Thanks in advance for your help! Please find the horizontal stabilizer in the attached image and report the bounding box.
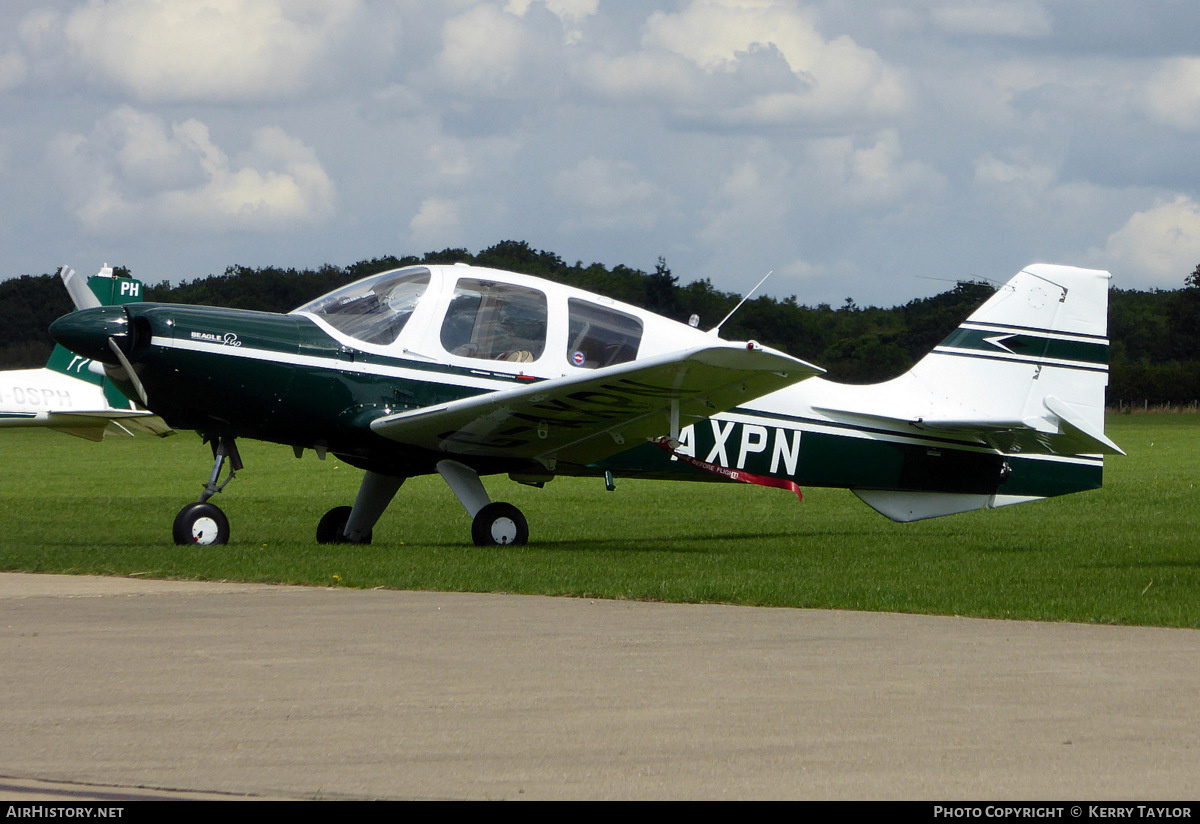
[816,403,1123,457]
[1042,396,1124,455]
[903,396,1123,456]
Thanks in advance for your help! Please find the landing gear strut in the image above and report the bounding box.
[316,462,528,546]
[172,502,229,546]
[173,436,241,546]
[438,460,529,546]
[317,471,405,544]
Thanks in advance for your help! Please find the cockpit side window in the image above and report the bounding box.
[439,278,548,362]
[566,299,642,368]
[295,268,431,346]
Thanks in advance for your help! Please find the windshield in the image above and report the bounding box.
[295,268,430,346]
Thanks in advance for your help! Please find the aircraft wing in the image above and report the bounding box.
[371,342,822,467]
[43,409,172,441]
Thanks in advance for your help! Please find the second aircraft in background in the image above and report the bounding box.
[0,266,169,441]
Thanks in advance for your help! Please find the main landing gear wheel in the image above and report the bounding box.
[471,502,528,547]
[173,502,230,546]
[317,506,372,544]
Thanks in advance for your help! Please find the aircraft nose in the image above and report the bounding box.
[49,306,130,364]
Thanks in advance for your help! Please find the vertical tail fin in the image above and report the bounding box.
[809,264,1120,521]
[906,263,1120,455]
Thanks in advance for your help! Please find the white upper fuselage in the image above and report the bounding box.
[286,261,830,422]
[291,263,725,385]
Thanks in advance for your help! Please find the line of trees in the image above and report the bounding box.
[2,240,1197,404]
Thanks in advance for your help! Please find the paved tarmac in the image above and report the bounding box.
[0,572,1196,801]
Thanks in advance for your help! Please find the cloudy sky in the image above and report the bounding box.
[3,0,1200,307]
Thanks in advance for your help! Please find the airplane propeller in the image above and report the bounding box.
[48,305,150,407]
[56,265,150,406]
[58,266,102,311]
[105,336,150,406]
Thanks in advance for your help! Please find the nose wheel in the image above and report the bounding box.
[173,502,230,546]
[173,436,240,546]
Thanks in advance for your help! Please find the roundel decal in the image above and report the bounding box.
[572,351,586,366]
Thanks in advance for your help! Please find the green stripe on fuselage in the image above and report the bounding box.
[939,327,1108,365]
[132,303,542,386]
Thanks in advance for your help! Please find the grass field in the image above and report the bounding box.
[0,413,1196,627]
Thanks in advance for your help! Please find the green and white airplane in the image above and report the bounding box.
[49,261,1121,547]
[0,266,168,441]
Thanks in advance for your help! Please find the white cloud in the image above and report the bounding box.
[409,197,463,246]
[16,8,62,51]
[506,0,598,22]
[818,130,947,209]
[930,1,1052,38]
[973,151,1059,213]
[576,0,906,128]
[1092,196,1200,289]
[49,107,335,235]
[56,0,369,102]
[699,148,794,246]
[4,1,1200,308]
[1146,58,1200,131]
[416,133,524,193]
[0,51,26,91]
[551,157,664,231]
[577,49,703,103]
[436,4,550,98]
[439,5,523,90]
[699,131,943,248]
[644,0,826,73]
[506,0,597,41]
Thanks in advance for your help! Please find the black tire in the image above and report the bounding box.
[471,502,528,547]
[316,506,371,544]
[173,502,230,546]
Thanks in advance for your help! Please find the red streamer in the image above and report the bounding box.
[654,436,803,502]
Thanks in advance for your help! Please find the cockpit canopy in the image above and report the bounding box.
[295,265,647,369]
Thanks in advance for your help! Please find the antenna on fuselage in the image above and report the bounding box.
[708,270,773,337]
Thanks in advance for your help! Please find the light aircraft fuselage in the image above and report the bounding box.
[49,262,1119,545]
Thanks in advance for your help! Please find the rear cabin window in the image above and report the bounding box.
[566,299,643,368]
[439,279,548,362]
[295,268,430,346]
